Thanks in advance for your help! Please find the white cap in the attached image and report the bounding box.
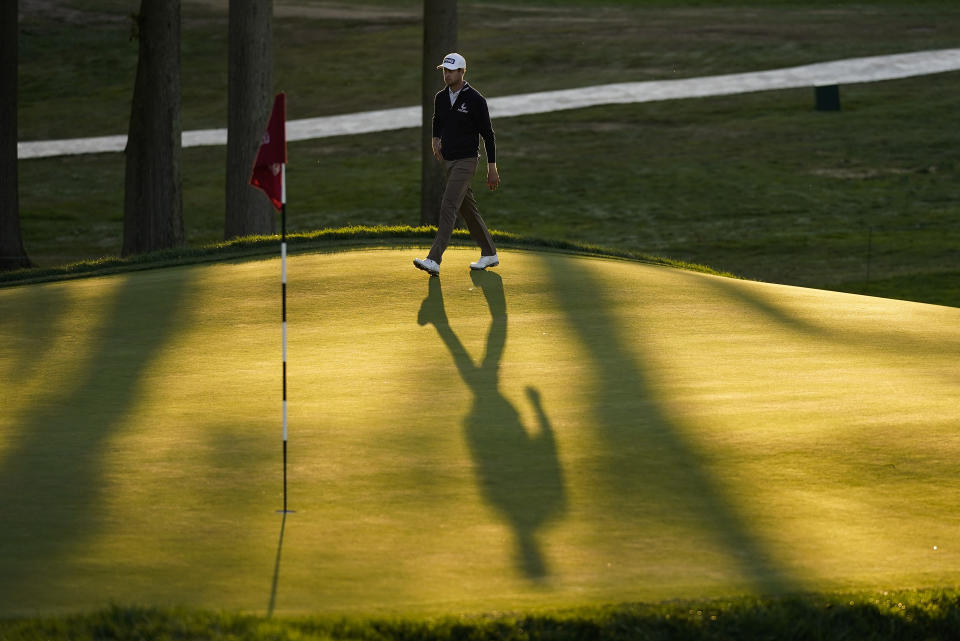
[437,52,466,70]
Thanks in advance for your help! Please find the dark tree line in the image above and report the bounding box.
[0,0,273,269]
[1,0,30,270]
[123,0,185,257]
[0,0,455,271]
[226,0,275,240]
[420,0,457,226]
[124,0,274,257]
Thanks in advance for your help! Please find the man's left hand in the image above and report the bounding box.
[487,164,500,191]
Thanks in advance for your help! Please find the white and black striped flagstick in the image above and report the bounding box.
[279,163,294,514]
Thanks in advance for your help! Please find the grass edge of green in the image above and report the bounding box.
[0,225,736,288]
[2,587,960,640]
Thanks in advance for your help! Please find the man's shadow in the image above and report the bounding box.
[418,272,566,580]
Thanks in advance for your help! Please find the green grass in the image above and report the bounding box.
[0,225,729,287]
[5,590,960,640]
[2,248,959,620]
[15,1,960,307]
[8,4,960,634]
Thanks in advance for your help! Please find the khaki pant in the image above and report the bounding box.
[427,157,497,264]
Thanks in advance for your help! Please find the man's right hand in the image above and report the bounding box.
[432,137,443,162]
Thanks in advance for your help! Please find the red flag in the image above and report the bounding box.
[250,92,287,211]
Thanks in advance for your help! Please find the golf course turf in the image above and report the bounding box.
[1,246,958,620]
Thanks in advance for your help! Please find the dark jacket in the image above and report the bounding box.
[432,83,496,163]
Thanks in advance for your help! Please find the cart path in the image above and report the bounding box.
[17,48,960,160]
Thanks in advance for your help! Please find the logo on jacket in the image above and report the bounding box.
[457,104,469,114]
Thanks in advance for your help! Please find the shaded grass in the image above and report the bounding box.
[15,1,960,307]
[18,1,960,138]
[838,271,960,309]
[13,0,960,305]
[19,74,960,305]
[4,589,960,641]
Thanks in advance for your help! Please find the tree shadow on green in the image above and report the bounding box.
[0,269,193,610]
[418,272,566,580]
[0,284,69,384]
[541,255,795,595]
[699,273,960,386]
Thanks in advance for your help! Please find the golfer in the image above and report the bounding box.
[414,52,501,277]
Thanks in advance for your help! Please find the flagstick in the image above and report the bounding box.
[250,92,291,515]
[279,163,294,514]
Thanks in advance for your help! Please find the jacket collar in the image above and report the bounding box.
[448,82,471,106]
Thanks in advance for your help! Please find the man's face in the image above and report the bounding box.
[442,67,465,88]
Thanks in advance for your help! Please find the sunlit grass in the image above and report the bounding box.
[2,248,959,618]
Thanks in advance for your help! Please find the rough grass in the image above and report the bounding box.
[4,589,960,641]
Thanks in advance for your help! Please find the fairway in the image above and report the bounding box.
[1,247,959,617]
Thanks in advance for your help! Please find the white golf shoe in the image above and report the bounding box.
[470,253,500,270]
[413,257,440,276]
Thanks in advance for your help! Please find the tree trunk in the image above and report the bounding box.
[225,0,274,240]
[123,0,184,257]
[0,0,31,270]
[420,0,457,226]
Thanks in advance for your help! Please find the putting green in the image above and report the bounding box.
[1,247,958,617]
